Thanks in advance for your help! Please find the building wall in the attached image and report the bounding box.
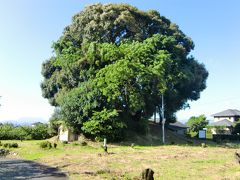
[214,117,234,122]
[58,125,78,142]
[176,129,187,135]
[68,131,77,142]
[59,126,69,141]
[211,127,231,135]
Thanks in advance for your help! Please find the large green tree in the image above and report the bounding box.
[186,115,208,134]
[41,3,208,140]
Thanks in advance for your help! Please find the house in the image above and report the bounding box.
[209,119,234,135]
[212,109,240,123]
[209,109,240,135]
[58,125,78,142]
[167,121,189,135]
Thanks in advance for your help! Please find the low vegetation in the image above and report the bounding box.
[2,126,240,180]
[0,123,52,140]
[2,139,240,180]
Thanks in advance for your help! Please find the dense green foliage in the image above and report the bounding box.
[2,142,18,148]
[0,123,51,140]
[39,141,52,149]
[232,119,240,135]
[186,115,208,133]
[82,109,126,141]
[41,3,208,140]
[48,108,64,136]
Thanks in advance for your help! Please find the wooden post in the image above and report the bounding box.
[141,168,154,180]
[235,152,240,164]
[103,138,107,153]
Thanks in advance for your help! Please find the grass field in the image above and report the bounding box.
[1,138,240,180]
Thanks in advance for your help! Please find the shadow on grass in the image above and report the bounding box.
[0,159,68,180]
[114,123,240,149]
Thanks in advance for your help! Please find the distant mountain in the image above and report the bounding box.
[0,117,48,126]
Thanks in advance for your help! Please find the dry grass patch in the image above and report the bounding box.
[37,145,240,180]
[3,140,240,179]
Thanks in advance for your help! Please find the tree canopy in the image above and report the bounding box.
[41,3,208,140]
[186,115,208,133]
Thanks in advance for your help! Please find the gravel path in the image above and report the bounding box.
[0,158,68,180]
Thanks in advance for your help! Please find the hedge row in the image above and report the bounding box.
[213,134,240,141]
[0,124,52,140]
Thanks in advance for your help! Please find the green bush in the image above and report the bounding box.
[11,143,18,148]
[3,143,10,148]
[0,123,52,140]
[2,143,18,148]
[39,141,52,149]
[72,142,80,146]
[47,142,52,149]
[62,141,68,144]
[0,149,9,156]
[213,134,240,142]
[80,141,87,146]
[186,115,208,134]
[232,120,240,135]
[82,109,126,141]
[31,124,51,140]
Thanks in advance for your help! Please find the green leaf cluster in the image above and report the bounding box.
[186,115,208,133]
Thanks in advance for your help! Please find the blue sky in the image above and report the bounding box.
[0,0,240,123]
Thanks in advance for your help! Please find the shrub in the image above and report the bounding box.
[232,120,240,135]
[72,142,79,146]
[201,143,207,148]
[0,141,2,146]
[2,142,18,148]
[62,141,68,144]
[3,143,10,148]
[82,109,126,141]
[213,134,240,142]
[0,149,9,156]
[80,141,87,146]
[8,143,18,148]
[39,141,52,149]
[47,142,52,149]
[186,115,208,134]
[0,123,52,140]
[31,124,51,140]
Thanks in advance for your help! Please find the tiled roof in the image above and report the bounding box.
[209,119,234,127]
[212,109,240,117]
[167,121,189,131]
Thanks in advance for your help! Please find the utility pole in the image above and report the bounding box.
[162,94,166,144]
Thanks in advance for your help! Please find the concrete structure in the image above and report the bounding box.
[58,125,78,142]
[212,109,240,123]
